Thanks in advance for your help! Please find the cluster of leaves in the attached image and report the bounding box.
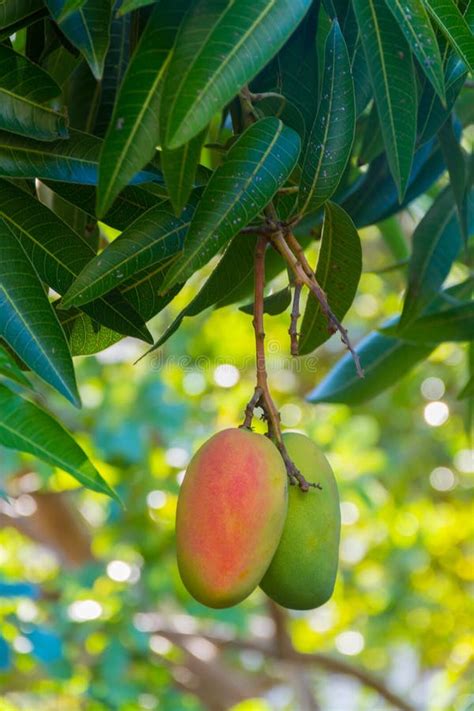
[0,0,472,497]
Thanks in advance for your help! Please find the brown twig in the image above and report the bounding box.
[289,282,302,357]
[272,232,364,379]
[240,386,263,430]
[241,235,318,492]
[277,185,299,194]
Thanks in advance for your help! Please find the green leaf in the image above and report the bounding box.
[0,128,162,185]
[144,231,296,354]
[250,4,319,141]
[0,0,43,34]
[298,21,355,216]
[0,384,118,500]
[458,375,474,401]
[117,0,157,15]
[438,117,468,242]
[308,278,473,404]
[43,181,167,230]
[239,287,292,316]
[341,138,445,229]
[0,45,68,142]
[162,128,207,217]
[351,40,373,116]
[161,0,312,149]
[36,179,94,245]
[61,202,195,308]
[399,186,464,328]
[0,180,153,342]
[383,301,474,343]
[307,326,431,404]
[254,96,306,147]
[62,59,101,133]
[458,342,474,400]
[384,0,446,102]
[358,102,384,165]
[299,202,362,355]
[59,309,122,356]
[417,3,473,143]
[0,218,79,406]
[45,0,112,80]
[353,0,417,199]
[120,266,182,323]
[418,53,468,145]
[377,216,409,261]
[93,10,131,138]
[42,45,80,90]
[424,0,474,72]
[161,118,301,292]
[56,0,86,22]
[0,343,30,387]
[97,1,188,218]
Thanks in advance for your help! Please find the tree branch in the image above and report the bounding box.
[149,628,417,711]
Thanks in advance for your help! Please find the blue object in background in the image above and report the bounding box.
[26,628,62,664]
[0,581,40,598]
[0,635,11,670]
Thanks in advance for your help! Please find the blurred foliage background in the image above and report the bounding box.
[0,216,473,711]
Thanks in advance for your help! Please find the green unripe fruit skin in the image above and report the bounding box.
[260,432,340,610]
[176,428,288,609]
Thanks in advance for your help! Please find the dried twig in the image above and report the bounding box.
[272,232,364,378]
[289,282,302,357]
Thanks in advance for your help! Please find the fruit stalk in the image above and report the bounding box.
[243,234,314,492]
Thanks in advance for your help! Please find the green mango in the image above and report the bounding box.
[260,432,340,610]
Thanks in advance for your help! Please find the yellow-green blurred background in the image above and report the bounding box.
[0,220,472,711]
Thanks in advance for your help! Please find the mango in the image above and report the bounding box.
[260,432,340,610]
[176,428,287,608]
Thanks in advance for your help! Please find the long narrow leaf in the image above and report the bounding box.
[298,20,355,215]
[424,0,474,72]
[161,118,301,292]
[45,0,112,80]
[384,301,474,343]
[61,202,195,308]
[45,181,168,230]
[384,0,446,102]
[299,202,362,355]
[0,218,79,406]
[0,128,161,185]
[0,344,30,387]
[399,186,465,327]
[353,0,417,199]
[0,45,68,141]
[161,0,312,149]
[0,384,117,500]
[308,279,473,404]
[0,0,44,34]
[0,180,153,342]
[97,1,188,217]
[438,117,468,242]
[161,128,207,216]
